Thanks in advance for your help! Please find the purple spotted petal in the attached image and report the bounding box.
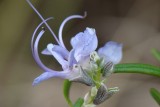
[98,41,122,64]
[71,27,98,62]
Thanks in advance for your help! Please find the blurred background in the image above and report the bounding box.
[0,0,160,107]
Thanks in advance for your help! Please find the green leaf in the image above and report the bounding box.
[63,79,73,107]
[73,98,84,107]
[151,49,160,62]
[114,63,160,77]
[150,88,160,105]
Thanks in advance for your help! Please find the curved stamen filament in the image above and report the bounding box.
[58,12,87,49]
[31,18,53,72]
[33,29,73,81]
[31,17,53,54]
[33,29,54,72]
[26,0,61,46]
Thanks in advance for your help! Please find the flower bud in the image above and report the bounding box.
[102,61,114,77]
[93,84,119,105]
[90,51,100,62]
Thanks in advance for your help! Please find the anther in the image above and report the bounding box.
[41,27,46,31]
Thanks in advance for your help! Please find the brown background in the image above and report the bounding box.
[0,0,160,107]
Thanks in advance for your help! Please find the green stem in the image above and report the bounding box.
[114,63,160,77]
[63,80,73,107]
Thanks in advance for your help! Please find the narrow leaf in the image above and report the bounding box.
[63,79,73,107]
[150,88,160,105]
[114,63,160,77]
[151,49,160,62]
[73,98,84,107]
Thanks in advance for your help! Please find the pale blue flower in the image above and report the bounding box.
[27,0,122,86]
[71,27,98,62]
[98,41,122,64]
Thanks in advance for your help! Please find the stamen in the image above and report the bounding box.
[31,17,53,55]
[58,12,87,49]
[41,27,46,31]
[26,0,61,45]
[32,29,53,72]
[33,29,73,81]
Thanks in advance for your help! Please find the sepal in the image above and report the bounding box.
[70,65,94,86]
[93,84,119,105]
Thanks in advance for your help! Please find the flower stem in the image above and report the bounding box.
[114,63,160,77]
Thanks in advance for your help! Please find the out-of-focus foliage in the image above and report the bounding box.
[152,49,160,62]
[150,88,160,105]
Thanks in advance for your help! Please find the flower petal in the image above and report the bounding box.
[33,71,57,86]
[41,44,69,60]
[33,70,71,86]
[70,27,98,62]
[41,48,52,55]
[47,43,68,70]
[33,69,82,86]
[98,41,122,64]
[68,49,77,67]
